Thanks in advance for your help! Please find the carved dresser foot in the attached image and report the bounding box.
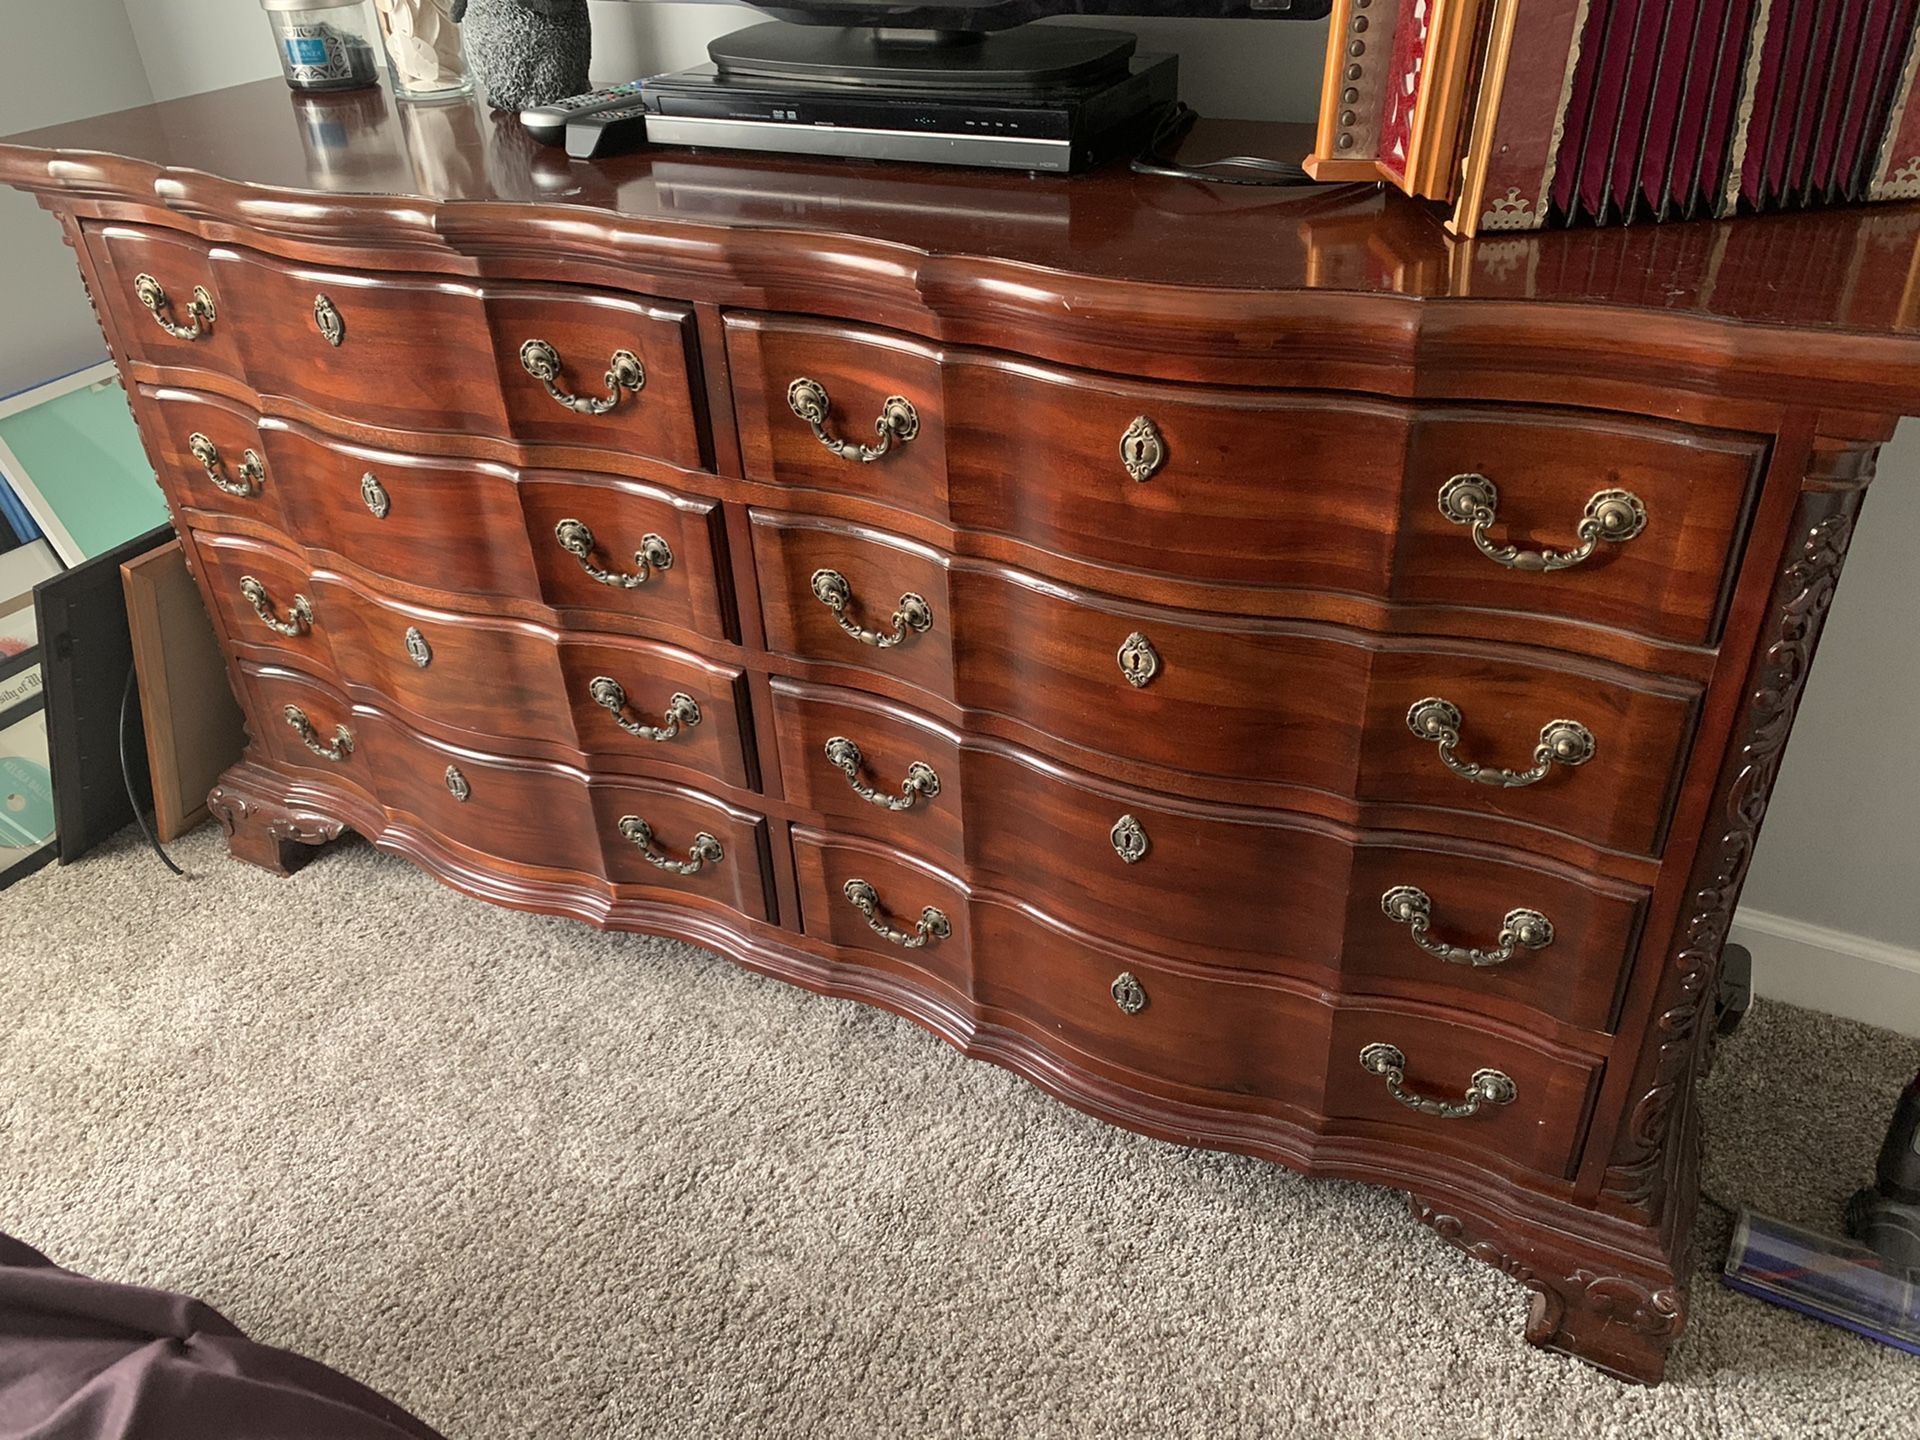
[206,762,347,876]
[1409,1194,1687,1384]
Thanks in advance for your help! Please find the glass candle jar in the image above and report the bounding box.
[371,0,475,101]
[261,0,381,93]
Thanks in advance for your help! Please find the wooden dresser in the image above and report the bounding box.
[8,82,1919,1384]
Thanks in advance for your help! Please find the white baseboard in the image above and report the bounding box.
[1729,908,1920,1038]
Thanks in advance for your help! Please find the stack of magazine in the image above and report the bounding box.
[1,361,170,887]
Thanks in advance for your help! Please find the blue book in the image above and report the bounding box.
[0,466,39,545]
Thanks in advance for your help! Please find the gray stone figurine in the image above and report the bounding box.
[455,0,593,109]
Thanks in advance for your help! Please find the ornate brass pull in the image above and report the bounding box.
[134,273,214,340]
[1359,1043,1516,1119]
[589,677,701,742]
[1406,698,1593,789]
[617,816,723,875]
[1380,886,1553,968]
[787,378,919,463]
[239,576,313,637]
[553,519,673,589]
[809,569,932,648]
[521,339,645,415]
[187,433,263,497]
[823,737,939,811]
[282,704,352,762]
[842,878,951,948]
[1439,475,1647,573]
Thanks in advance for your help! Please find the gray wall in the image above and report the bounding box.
[5,1,1916,988]
[1739,432,1920,943]
[0,0,153,397]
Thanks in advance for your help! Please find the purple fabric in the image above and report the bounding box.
[0,1233,445,1440]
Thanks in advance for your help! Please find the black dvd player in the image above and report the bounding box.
[637,55,1177,172]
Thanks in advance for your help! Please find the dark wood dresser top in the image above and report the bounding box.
[8,78,1920,345]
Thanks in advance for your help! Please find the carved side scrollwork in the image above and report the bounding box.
[1603,452,1869,1215]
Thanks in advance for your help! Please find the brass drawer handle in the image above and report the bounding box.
[134,273,214,340]
[1439,475,1647,573]
[617,816,723,875]
[554,519,672,589]
[1358,1043,1516,1119]
[187,433,263,497]
[787,378,918,463]
[590,677,701,742]
[810,569,932,648]
[823,737,939,810]
[282,704,352,762]
[1406,698,1593,789]
[239,576,313,637]
[1380,886,1553,967]
[842,878,950,949]
[521,339,645,415]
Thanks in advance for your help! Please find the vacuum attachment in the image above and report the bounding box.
[1723,1068,1920,1354]
[1723,1210,1920,1356]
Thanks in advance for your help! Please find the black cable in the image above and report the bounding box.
[120,661,184,877]
[1130,102,1314,186]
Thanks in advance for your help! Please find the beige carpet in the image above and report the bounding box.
[3,823,1916,1439]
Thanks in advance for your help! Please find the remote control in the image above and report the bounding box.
[565,103,652,161]
[521,82,646,146]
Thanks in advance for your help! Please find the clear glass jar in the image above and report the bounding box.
[261,0,381,93]
[371,0,475,102]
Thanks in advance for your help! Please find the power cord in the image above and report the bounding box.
[120,661,183,877]
[1130,102,1313,186]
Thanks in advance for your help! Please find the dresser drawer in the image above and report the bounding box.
[727,314,1765,645]
[135,386,288,534]
[484,287,708,468]
[86,224,244,378]
[262,421,540,603]
[588,775,772,919]
[89,225,708,464]
[770,679,1644,1032]
[970,908,1601,1179]
[220,252,503,435]
[519,474,733,642]
[791,828,974,999]
[792,828,1602,1178]
[185,404,731,635]
[752,512,1699,856]
[228,257,707,461]
[239,661,770,916]
[310,579,755,789]
[190,530,333,670]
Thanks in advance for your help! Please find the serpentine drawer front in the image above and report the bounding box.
[751,511,1700,857]
[768,678,1646,1034]
[793,829,1604,1180]
[88,224,708,463]
[16,88,1912,1382]
[727,313,1766,646]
